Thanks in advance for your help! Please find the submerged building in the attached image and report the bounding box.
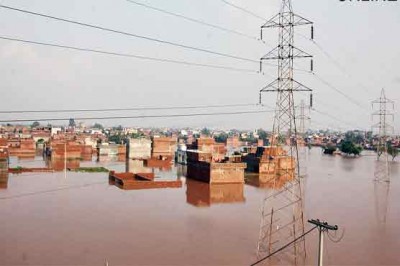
[186,150,246,184]
[242,146,295,183]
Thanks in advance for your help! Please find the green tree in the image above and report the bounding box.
[31,121,40,128]
[130,132,145,139]
[108,134,124,144]
[93,123,104,130]
[340,140,362,156]
[257,129,268,140]
[387,144,399,161]
[69,118,76,127]
[201,127,211,136]
[214,133,228,143]
[323,144,337,155]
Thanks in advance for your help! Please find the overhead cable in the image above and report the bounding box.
[0,4,259,64]
[0,110,275,123]
[0,103,257,114]
[0,36,257,73]
[125,0,258,41]
[218,0,266,21]
[313,73,369,111]
[250,226,318,266]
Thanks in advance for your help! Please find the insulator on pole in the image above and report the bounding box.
[311,26,314,40]
[261,28,263,41]
[310,93,313,108]
[260,61,263,73]
[310,59,314,72]
[259,92,262,105]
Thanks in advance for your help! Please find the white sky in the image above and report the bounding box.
[0,0,399,132]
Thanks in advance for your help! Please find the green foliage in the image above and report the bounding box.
[201,127,211,136]
[387,144,399,161]
[323,145,337,155]
[69,118,76,127]
[130,132,145,139]
[344,131,364,144]
[31,121,40,128]
[10,166,24,171]
[114,125,123,131]
[108,134,124,144]
[257,129,268,140]
[73,167,109,173]
[214,133,228,143]
[340,140,362,156]
[93,123,104,130]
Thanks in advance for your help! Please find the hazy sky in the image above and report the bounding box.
[0,0,399,131]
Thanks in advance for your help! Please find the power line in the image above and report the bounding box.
[311,40,374,95]
[293,66,369,112]
[313,73,369,111]
[218,0,266,21]
[0,181,108,200]
[250,226,318,266]
[0,36,257,73]
[296,32,375,96]
[0,110,275,123]
[0,102,257,114]
[312,108,364,130]
[124,0,258,41]
[0,4,259,64]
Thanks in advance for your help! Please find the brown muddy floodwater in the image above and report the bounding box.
[0,149,399,265]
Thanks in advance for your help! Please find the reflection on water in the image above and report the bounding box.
[47,158,81,171]
[339,156,356,172]
[245,173,294,190]
[0,160,8,189]
[125,159,152,174]
[186,179,245,207]
[374,181,390,225]
[0,149,399,265]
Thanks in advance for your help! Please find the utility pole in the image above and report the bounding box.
[372,89,394,182]
[64,141,67,179]
[308,219,338,266]
[257,0,314,264]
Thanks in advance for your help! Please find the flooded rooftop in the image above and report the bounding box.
[0,148,399,265]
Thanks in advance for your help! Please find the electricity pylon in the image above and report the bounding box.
[297,99,310,178]
[257,0,313,264]
[371,89,394,227]
[298,100,310,137]
[372,89,394,182]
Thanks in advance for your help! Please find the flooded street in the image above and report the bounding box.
[0,148,399,265]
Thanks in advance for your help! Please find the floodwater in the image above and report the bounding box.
[0,148,399,265]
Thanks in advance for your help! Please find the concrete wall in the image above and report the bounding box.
[209,163,246,184]
[187,161,246,184]
[152,137,177,158]
[98,144,125,156]
[128,138,152,159]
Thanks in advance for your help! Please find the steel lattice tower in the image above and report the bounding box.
[298,100,310,136]
[297,99,310,179]
[257,0,313,264]
[372,89,394,182]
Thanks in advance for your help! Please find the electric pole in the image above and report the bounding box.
[256,0,314,264]
[308,219,338,266]
[372,89,394,182]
